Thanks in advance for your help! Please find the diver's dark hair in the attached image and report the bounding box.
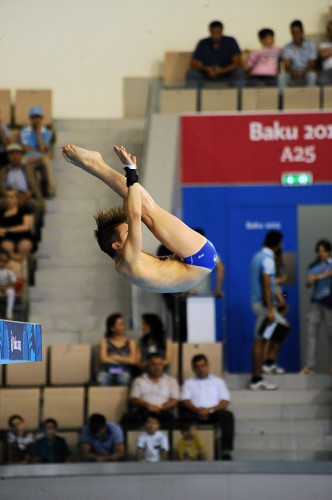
[94,206,127,258]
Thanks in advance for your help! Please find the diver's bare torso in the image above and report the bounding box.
[115,251,211,293]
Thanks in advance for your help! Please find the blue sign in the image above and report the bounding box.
[0,320,42,364]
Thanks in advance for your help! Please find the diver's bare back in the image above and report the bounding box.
[115,251,210,294]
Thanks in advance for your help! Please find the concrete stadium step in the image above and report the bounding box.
[34,267,117,286]
[37,244,99,259]
[28,313,109,334]
[54,117,145,133]
[44,199,98,214]
[38,227,94,243]
[31,299,119,316]
[50,188,113,202]
[36,256,110,268]
[29,285,115,302]
[231,389,332,406]
[41,329,138,346]
[224,373,332,391]
[235,419,331,435]
[234,433,328,451]
[48,185,114,202]
[233,449,332,461]
[232,403,332,420]
[42,212,96,228]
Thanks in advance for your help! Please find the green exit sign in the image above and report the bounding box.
[281,172,313,186]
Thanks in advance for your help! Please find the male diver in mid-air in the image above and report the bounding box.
[62,143,217,293]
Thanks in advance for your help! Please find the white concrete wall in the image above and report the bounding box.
[1,0,329,119]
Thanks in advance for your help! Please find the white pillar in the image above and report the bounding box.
[186,295,216,343]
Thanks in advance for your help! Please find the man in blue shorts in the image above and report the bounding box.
[62,144,217,294]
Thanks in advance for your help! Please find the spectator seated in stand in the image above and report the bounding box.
[20,106,56,199]
[96,313,138,386]
[35,418,73,464]
[186,20,244,88]
[6,414,35,464]
[138,313,172,371]
[242,28,281,87]
[0,143,45,236]
[121,352,179,430]
[0,109,10,167]
[80,413,125,462]
[279,19,317,87]
[0,188,36,277]
[180,354,235,461]
[175,420,206,461]
[319,18,332,85]
[300,239,332,374]
[135,412,169,462]
[0,250,16,320]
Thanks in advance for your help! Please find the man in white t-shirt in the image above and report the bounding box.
[180,354,234,460]
[136,412,169,462]
[319,19,332,85]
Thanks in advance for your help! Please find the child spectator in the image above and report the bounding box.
[0,250,16,320]
[136,412,169,462]
[243,28,281,86]
[175,421,206,461]
[35,419,73,463]
[7,414,35,464]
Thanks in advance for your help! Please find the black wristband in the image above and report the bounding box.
[124,167,138,187]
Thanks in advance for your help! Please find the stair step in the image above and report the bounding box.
[43,212,96,228]
[31,299,123,316]
[36,256,112,268]
[235,419,331,435]
[28,313,110,334]
[38,227,95,243]
[44,199,98,214]
[55,117,144,133]
[234,433,327,451]
[224,373,332,391]
[231,390,332,405]
[37,244,100,259]
[232,403,332,420]
[232,449,332,461]
[34,267,120,286]
[29,286,115,301]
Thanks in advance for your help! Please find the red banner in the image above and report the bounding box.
[180,112,332,184]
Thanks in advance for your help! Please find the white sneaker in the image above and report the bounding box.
[249,379,278,390]
[262,363,285,375]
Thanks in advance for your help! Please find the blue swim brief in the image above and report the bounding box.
[183,239,217,271]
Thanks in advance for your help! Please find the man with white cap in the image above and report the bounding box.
[20,106,56,199]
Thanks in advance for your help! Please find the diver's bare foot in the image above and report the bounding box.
[113,145,136,167]
[62,144,103,173]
